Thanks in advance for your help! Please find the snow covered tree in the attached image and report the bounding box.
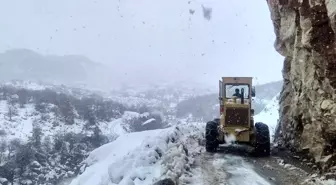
[0,87,8,100]
[8,94,19,105]
[6,103,18,121]
[35,101,48,113]
[42,136,52,153]
[8,139,21,158]
[30,123,43,149]
[83,106,107,148]
[17,89,29,108]
[59,98,76,125]
[15,143,35,176]
[0,140,7,164]
[0,161,15,184]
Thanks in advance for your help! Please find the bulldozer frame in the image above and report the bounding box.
[205,77,270,156]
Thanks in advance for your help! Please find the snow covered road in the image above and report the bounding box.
[190,152,272,185]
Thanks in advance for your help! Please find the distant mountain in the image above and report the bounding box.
[0,49,115,90]
[254,80,283,100]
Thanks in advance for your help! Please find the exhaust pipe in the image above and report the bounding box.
[241,88,244,104]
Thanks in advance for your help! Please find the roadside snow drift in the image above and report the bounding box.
[69,123,204,185]
[254,94,279,142]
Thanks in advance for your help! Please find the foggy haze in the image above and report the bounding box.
[0,0,283,86]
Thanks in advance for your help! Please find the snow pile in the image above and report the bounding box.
[69,122,204,185]
[254,93,279,142]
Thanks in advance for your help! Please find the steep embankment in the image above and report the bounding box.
[267,0,336,171]
[69,123,205,185]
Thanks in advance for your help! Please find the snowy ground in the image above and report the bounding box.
[191,153,271,185]
[254,94,279,142]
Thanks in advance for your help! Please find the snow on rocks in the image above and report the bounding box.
[69,122,205,185]
[302,174,336,185]
[0,177,9,185]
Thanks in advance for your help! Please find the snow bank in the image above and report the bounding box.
[69,122,204,185]
[254,94,279,142]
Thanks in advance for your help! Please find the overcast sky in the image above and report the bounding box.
[0,0,283,86]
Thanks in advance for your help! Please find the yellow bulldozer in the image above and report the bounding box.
[205,77,270,156]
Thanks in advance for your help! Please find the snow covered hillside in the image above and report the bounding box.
[0,83,171,185]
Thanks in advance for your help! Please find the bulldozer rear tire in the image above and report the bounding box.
[205,120,219,152]
[254,122,270,157]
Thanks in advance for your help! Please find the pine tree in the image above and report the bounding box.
[83,106,106,148]
[31,122,43,149]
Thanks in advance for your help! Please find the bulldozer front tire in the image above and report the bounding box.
[205,120,219,152]
[254,122,271,157]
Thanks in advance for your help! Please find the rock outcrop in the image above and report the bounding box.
[266,0,336,170]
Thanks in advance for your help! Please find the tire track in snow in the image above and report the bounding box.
[191,152,272,185]
[220,154,272,185]
[192,152,229,185]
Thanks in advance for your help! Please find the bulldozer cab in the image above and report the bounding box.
[219,77,255,103]
[218,77,256,142]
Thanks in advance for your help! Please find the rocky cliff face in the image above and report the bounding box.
[267,0,336,170]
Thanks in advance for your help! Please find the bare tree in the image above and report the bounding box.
[0,140,7,164]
